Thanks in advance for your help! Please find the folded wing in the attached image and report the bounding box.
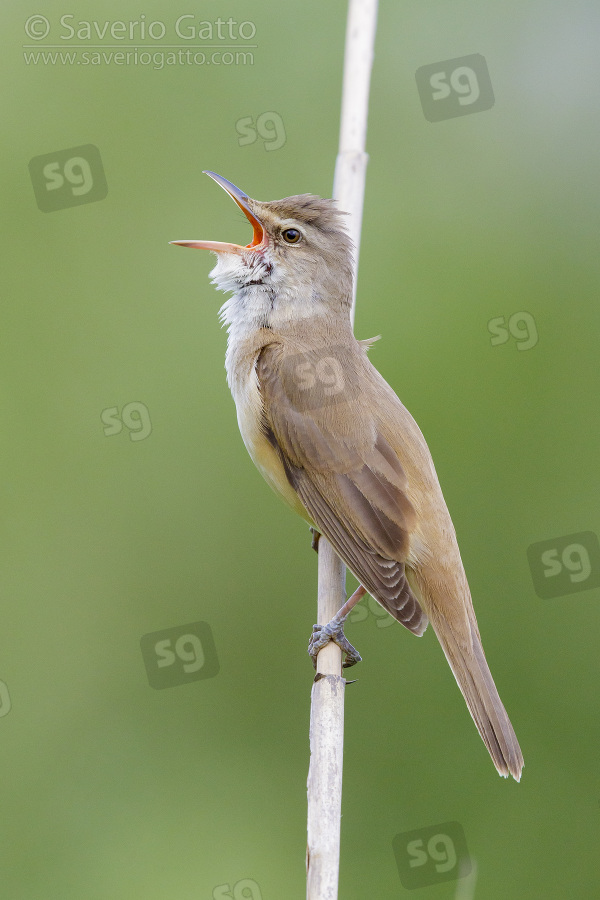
[257,342,428,635]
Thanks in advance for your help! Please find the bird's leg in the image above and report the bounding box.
[308,585,367,668]
[309,527,321,553]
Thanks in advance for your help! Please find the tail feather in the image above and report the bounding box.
[430,612,524,781]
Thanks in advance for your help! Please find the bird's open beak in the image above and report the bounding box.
[170,171,264,254]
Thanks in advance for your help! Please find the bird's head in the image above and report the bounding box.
[171,171,355,331]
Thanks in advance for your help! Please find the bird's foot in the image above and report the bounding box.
[308,614,362,669]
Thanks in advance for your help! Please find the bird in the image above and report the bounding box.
[171,171,524,781]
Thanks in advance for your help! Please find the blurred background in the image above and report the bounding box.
[2,0,600,897]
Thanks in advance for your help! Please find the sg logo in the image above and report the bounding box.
[349,594,394,628]
[488,311,538,350]
[101,401,152,442]
[415,54,494,122]
[213,879,262,899]
[140,621,219,689]
[393,821,471,889]
[527,531,600,599]
[236,111,286,151]
[29,144,108,212]
[283,348,346,412]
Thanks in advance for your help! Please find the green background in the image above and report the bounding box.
[2,1,600,897]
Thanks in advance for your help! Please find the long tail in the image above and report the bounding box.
[430,609,524,781]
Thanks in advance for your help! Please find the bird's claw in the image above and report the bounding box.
[308,620,362,669]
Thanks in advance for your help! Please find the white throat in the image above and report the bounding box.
[209,250,331,343]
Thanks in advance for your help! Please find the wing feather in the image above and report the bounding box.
[257,342,428,635]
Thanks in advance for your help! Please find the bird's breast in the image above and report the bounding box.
[228,349,313,525]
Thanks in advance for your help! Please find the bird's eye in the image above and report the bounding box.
[281,228,302,244]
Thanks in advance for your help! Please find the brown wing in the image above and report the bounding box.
[257,342,428,635]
